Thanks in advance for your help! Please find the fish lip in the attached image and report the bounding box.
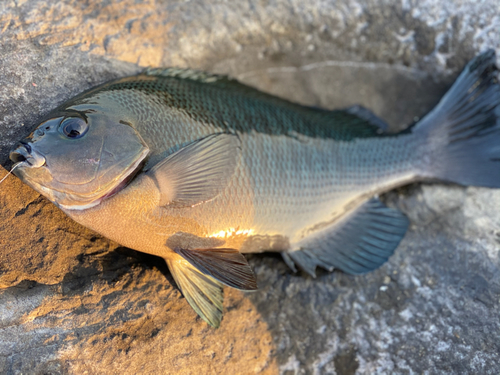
[9,143,46,168]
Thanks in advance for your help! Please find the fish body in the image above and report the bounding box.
[10,51,500,326]
[64,73,418,254]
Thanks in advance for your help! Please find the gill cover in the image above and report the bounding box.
[12,110,149,209]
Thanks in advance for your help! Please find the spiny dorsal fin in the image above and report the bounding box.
[283,197,409,277]
[145,67,231,83]
[147,133,241,207]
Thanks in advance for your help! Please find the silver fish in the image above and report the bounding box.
[10,51,500,326]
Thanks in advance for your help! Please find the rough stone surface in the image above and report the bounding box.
[0,1,499,374]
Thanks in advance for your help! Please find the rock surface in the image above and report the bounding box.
[0,0,499,374]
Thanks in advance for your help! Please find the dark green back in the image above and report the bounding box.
[58,68,386,142]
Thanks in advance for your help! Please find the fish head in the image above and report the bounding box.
[10,107,149,210]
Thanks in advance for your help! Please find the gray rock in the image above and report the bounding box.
[0,0,499,373]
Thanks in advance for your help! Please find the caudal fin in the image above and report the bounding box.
[415,49,500,187]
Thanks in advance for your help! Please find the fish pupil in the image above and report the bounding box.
[60,117,88,139]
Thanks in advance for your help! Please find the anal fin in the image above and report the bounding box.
[166,248,257,327]
[285,198,409,277]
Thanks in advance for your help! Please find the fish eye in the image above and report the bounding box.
[60,117,88,139]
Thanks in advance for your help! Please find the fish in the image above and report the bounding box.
[8,50,500,327]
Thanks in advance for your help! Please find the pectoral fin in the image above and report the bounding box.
[166,247,257,327]
[147,133,240,207]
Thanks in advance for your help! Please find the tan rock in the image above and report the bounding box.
[1,0,499,374]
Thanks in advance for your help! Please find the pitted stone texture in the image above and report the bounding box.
[1,0,499,374]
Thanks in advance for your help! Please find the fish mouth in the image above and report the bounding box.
[9,143,46,168]
[58,147,150,211]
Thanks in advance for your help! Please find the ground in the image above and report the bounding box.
[0,1,499,374]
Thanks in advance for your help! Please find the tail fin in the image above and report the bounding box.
[414,49,500,187]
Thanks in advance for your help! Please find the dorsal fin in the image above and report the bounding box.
[145,67,231,84]
[345,105,389,132]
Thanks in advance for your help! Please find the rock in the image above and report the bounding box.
[0,0,499,373]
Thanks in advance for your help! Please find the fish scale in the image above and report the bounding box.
[10,51,500,326]
[69,75,420,243]
[84,75,423,248]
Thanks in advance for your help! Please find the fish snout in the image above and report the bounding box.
[10,142,46,168]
